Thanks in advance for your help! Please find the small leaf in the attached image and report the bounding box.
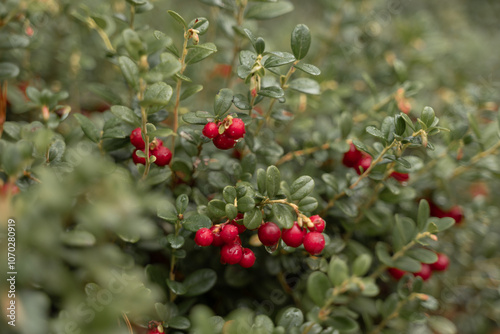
[243,208,262,230]
[328,257,348,287]
[213,88,233,116]
[157,200,178,223]
[245,2,294,20]
[375,242,394,266]
[290,176,314,201]
[394,256,422,273]
[366,126,386,141]
[166,279,187,295]
[352,254,372,277]
[74,114,100,143]
[237,196,255,212]
[175,194,189,214]
[168,10,187,28]
[421,106,435,128]
[288,78,320,95]
[329,316,359,332]
[298,196,318,212]
[428,217,455,233]
[263,52,295,68]
[266,165,281,198]
[188,17,209,35]
[122,28,144,60]
[118,56,139,89]
[417,199,430,231]
[294,62,320,76]
[394,114,406,136]
[207,200,226,218]
[291,24,311,60]
[182,111,212,125]
[185,42,217,65]
[141,82,173,107]
[166,234,185,249]
[272,204,294,229]
[110,105,140,125]
[180,84,203,101]
[183,269,217,297]
[307,271,331,306]
[183,214,211,232]
[255,37,265,54]
[277,307,303,331]
[407,248,438,264]
[169,316,191,330]
[257,168,266,194]
[258,86,284,99]
[0,62,20,79]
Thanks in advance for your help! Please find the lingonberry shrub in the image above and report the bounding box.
[1,1,499,333]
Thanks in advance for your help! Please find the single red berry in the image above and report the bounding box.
[151,146,172,166]
[226,118,246,139]
[130,127,145,149]
[221,224,239,244]
[210,226,224,247]
[430,253,450,271]
[282,222,307,248]
[258,222,281,246]
[388,267,406,280]
[342,142,362,168]
[230,214,246,233]
[429,202,447,218]
[132,149,147,165]
[414,263,432,281]
[213,132,237,150]
[148,325,164,334]
[239,248,256,268]
[390,171,409,182]
[303,232,325,255]
[355,154,372,175]
[221,243,243,265]
[203,122,219,139]
[448,205,464,224]
[194,228,213,247]
[308,215,326,233]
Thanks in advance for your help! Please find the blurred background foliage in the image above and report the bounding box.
[1,0,499,333]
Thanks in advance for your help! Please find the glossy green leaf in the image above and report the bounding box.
[266,165,281,198]
[264,52,295,68]
[294,62,320,76]
[110,105,140,125]
[245,2,294,20]
[421,106,435,128]
[328,257,348,287]
[168,10,187,28]
[243,208,262,229]
[258,86,285,99]
[73,114,100,143]
[417,199,430,231]
[307,271,331,306]
[394,256,422,272]
[288,78,320,95]
[329,316,359,332]
[188,17,209,35]
[291,24,311,60]
[237,196,255,212]
[118,56,139,89]
[185,43,217,65]
[298,196,318,212]
[183,268,217,296]
[214,88,233,116]
[180,84,203,101]
[352,253,372,277]
[157,200,178,223]
[290,176,314,201]
[207,200,226,218]
[272,203,294,229]
[375,242,394,266]
[407,248,438,264]
[183,214,212,232]
[277,307,303,331]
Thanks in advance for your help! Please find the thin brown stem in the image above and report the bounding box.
[129,5,135,29]
[276,143,331,166]
[451,140,500,178]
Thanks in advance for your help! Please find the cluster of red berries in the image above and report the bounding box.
[342,142,409,182]
[429,201,464,224]
[130,127,172,166]
[388,252,450,281]
[258,215,326,255]
[195,214,256,268]
[202,116,246,150]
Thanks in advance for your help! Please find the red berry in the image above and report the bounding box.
[414,263,432,281]
[308,215,326,233]
[151,146,172,166]
[303,232,325,255]
[390,171,409,182]
[448,205,464,224]
[148,328,163,334]
[210,226,224,247]
[230,214,246,233]
[355,154,372,175]
[221,243,243,265]
[239,248,256,268]
[282,222,307,248]
[221,224,239,244]
[194,228,213,247]
[132,149,147,165]
[429,202,447,218]
[213,132,237,150]
[430,253,450,271]
[0,183,20,197]
[342,142,362,168]
[257,222,281,246]
[203,122,219,139]
[226,118,246,139]
[388,267,406,280]
[130,127,145,149]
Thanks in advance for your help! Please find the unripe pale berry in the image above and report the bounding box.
[203,122,219,139]
[414,263,432,281]
[194,228,213,247]
[151,146,172,166]
[239,248,256,268]
[210,226,224,247]
[226,118,246,139]
[308,215,326,233]
[221,243,243,265]
[390,171,409,182]
[303,232,325,255]
[282,222,306,248]
[221,224,239,244]
[213,132,237,150]
[130,127,145,149]
[388,267,406,280]
[258,222,281,246]
[430,253,450,271]
[342,142,362,168]
[355,154,372,175]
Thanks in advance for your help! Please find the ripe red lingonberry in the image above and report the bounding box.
[210,226,224,247]
[430,253,450,271]
[221,243,243,265]
[202,122,219,139]
[230,214,246,233]
[130,127,145,149]
[151,146,172,166]
[448,205,464,224]
[239,248,256,268]
[148,326,164,334]
[213,132,237,150]
[390,171,409,182]
[388,267,406,280]
[194,228,213,247]
[414,263,432,281]
[308,215,326,233]
[258,222,281,246]
[132,149,147,165]
[342,142,362,168]
[282,222,307,248]
[303,232,325,255]
[221,224,239,244]
[226,118,246,139]
[355,154,372,175]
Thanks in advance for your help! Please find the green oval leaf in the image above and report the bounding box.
[266,165,281,198]
[291,24,311,60]
[307,271,331,306]
[183,214,212,232]
[288,78,320,95]
[243,208,262,230]
[73,114,100,143]
[245,2,294,20]
[183,268,217,297]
